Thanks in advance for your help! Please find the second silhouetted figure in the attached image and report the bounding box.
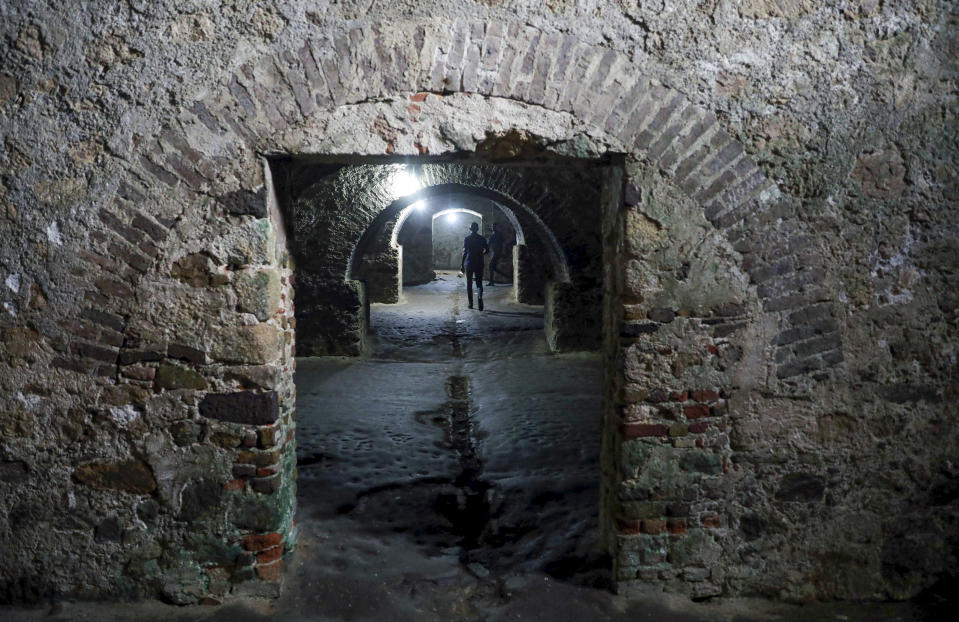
[460,222,489,310]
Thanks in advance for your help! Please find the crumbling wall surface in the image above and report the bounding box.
[0,0,955,605]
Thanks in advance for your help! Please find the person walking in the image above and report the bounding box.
[460,222,488,310]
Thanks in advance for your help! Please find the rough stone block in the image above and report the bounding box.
[74,342,118,363]
[217,188,267,218]
[679,452,722,474]
[648,308,675,323]
[251,475,281,495]
[155,362,208,391]
[232,463,257,478]
[776,356,822,379]
[224,218,276,268]
[95,516,122,543]
[225,365,279,390]
[170,420,202,446]
[199,391,279,426]
[131,213,169,242]
[212,324,283,365]
[792,333,842,359]
[81,308,126,332]
[621,322,659,337]
[119,348,165,365]
[775,472,825,502]
[74,460,157,494]
[0,460,28,483]
[232,496,286,531]
[234,269,282,321]
[168,343,206,364]
[178,479,224,521]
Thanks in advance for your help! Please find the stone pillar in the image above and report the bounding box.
[399,212,434,285]
[515,243,547,304]
[295,278,365,356]
[601,173,733,598]
[544,281,602,352]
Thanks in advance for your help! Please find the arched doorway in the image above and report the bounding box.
[281,155,614,584]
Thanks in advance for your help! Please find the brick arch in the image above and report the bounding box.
[117,19,840,381]
[285,160,605,356]
[348,182,572,288]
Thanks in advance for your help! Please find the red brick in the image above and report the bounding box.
[60,319,98,340]
[121,365,156,381]
[702,514,722,529]
[667,518,687,535]
[683,404,711,420]
[256,545,283,564]
[242,532,283,551]
[223,478,246,491]
[258,426,281,449]
[256,560,283,582]
[95,277,134,298]
[616,518,643,534]
[710,402,728,416]
[620,423,669,438]
[410,92,429,102]
[668,391,687,402]
[691,389,720,402]
[688,421,709,434]
[199,597,222,606]
[641,519,666,534]
[236,448,282,467]
[256,466,278,477]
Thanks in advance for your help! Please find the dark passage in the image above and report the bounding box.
[294,273,606,611]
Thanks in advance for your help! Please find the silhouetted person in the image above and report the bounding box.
[460,221,488,310]
[487,222,506,286]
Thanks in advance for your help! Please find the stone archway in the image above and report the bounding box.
[42,20,845,602]
[429,207,483,272]
[278,162,605,357]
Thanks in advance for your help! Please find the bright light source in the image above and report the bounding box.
[391,168,420,198]
[446,213,458,224]
[410,200,425,211]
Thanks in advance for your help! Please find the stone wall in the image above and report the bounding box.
[1,0,956,605]
[398,209,435,286]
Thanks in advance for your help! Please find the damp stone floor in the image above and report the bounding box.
[1,273,941,621]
